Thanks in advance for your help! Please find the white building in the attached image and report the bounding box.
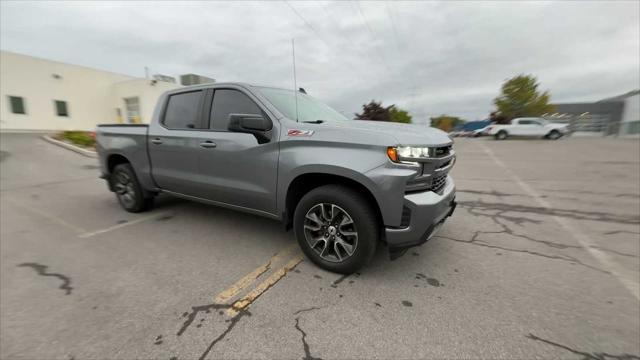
[617,90,640,137]
[546,89,639,138]
[0,50,185,132]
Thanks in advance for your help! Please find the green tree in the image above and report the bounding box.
[430,115,464,132]
[355,100,392,121]
[489,111,509,125]
[493,74,555,120]
[389,106,412,123]
[355,101,413,123]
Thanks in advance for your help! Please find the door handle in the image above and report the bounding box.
[199,141,217,148]
[151,138,163,145]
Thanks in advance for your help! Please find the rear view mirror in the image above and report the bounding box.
[228,113,272,143]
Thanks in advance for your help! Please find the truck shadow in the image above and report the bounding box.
[149,193,413,271]
[150,193,296,252]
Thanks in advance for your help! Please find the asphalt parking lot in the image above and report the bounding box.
[1,133,639,360]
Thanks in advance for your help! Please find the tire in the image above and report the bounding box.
[547,130,561,140]
[110,163,154,213]
[293,184,378,274]
[495,131,508,140]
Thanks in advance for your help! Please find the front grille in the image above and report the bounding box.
[436,159,452,171]
[405,173,448,194]
[433,145,452,157]
[405,144,453,194]
[400,206,411,227]
[430,173,448,194]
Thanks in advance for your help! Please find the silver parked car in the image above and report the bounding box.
[96,83,457,274]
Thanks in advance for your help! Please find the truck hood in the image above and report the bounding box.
[317,120,452,146]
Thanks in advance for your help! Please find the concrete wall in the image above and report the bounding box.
[0,51,181,131]
[622,94,639,122]
[620,93,640,137]
[1,51,133,131]
[112,79,181,124]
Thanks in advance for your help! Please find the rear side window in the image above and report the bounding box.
[210,89,263,131]
[163,91,202,129]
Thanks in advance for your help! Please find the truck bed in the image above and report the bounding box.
[96,124,154,190]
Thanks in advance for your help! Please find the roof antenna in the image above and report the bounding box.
[292,38,299,122]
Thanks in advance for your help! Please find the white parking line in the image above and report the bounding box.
[78,211,171,238]
[477,141,640,300]
[6,198,87,234]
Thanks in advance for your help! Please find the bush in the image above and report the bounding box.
[57,131,96,148]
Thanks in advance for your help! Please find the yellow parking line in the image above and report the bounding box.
[226,253,303,317]
[214,243,297,303]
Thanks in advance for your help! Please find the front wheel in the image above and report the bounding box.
[495,131,508,140]
[111,163,154,213]
[547,130,561,140]
[293,185,378,274]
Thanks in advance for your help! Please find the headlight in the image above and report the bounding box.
[387,146,430,163]
[398,146,430,158]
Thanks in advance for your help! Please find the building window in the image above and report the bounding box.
[625,121,640,135]
[124,97,141,124]
[54,100,69,117]
[8,96,26,114]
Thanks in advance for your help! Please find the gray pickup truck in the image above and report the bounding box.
[97,83,456,274]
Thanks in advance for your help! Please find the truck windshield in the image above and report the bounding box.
[256,87,349,122]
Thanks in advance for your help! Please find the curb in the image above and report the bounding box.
[42,135,98,158]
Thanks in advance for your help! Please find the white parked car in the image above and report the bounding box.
[484,118,569,140]
[472,126,490,137]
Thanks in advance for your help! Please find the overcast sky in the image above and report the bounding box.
[1,1,638,123]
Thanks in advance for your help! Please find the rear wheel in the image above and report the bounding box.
[547,130,561,140]
[293,185,378,274]
[495,130,508,140]
[111,163,154,213]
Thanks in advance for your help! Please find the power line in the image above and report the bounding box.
[380,1,417,116]
[320,2,359,51]
[320,2,378,74]
[283,0,367,79]
[353,1,393,73]
[283,0,332,49]
[385,0,401,51]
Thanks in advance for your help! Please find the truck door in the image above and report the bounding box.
[514,119,538,136]
[528,119,547,136]
[147,89,210,195]
[190,87,279,215]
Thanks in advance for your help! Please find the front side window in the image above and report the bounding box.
[210,89,263,131]
[163,91,202,129]
[519,120,533,125]
[8,96,26,114]
[54,100,69,117]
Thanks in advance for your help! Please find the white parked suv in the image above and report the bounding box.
[485,118,569,140]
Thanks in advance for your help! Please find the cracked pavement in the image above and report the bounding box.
[1,134,639,359]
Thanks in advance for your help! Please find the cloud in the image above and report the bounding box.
[1,0,638,121]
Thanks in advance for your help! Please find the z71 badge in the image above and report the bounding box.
[287,129,314,137]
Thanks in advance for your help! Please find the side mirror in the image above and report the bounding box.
[228,113,272,144]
